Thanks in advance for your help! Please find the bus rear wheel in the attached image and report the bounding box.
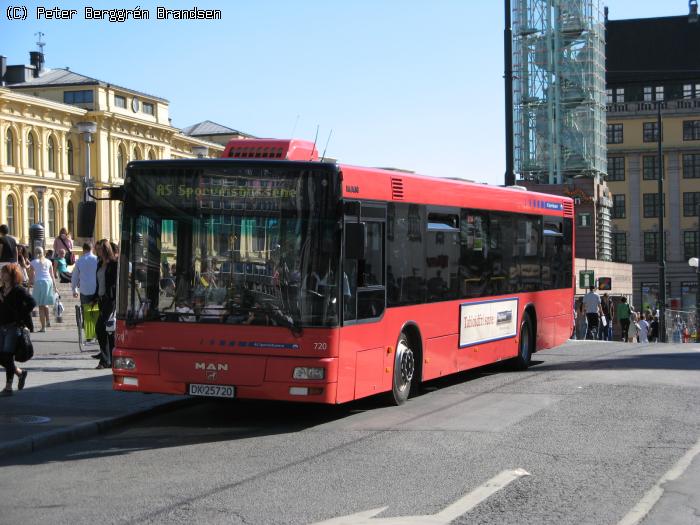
[512,315,534,370]
[391,333,415,405]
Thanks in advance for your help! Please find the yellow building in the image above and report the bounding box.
[0,51,223,246]
[606,12,700,310]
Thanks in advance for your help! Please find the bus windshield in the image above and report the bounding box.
[118,163,341,328]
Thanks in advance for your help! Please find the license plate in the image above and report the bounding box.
[188,384,235,398]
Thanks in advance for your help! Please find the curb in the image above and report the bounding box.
[0,397,199,461]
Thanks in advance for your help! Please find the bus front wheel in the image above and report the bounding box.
[512,315,533,370]
[391,333,415,405]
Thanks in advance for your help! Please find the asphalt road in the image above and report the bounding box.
[1,340,699,525]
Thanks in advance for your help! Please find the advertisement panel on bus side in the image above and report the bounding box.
[459,298,519,347]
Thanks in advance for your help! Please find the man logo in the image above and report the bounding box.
[195,362,229,371]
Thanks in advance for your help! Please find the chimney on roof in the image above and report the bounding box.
[0,56,6,86]
[29,51,44,77]
[691,0,699,23]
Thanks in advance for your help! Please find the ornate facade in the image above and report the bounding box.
[0,53,223,246]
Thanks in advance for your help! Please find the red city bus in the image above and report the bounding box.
[110,139,574,405]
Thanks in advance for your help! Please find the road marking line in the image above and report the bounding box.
[617,437,700,525]
[434,468,531,522]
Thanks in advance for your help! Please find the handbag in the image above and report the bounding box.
[59,237,76,265]
[15,327,34,362]
[54,293,64,320]
[105,311,116,334]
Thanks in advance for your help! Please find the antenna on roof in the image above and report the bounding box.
[320,129,333,162]
[35,32,46,53]
[291,114,300,137]
[311,125,319,161]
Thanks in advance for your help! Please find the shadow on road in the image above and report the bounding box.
[529,352,700,372]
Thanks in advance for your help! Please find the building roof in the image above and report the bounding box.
[606,15,700,84]
[8,67,168,102]
[181,120,254,138]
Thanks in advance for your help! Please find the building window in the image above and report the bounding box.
[643,122,660,143]
[67,201,75,234]
[133,148,140,161]
[606,88,613,104]
[643,193,664,218]
[114,95,126,108]
[117,146,125,177]
[655,86,664,101]
[683,84,700,99]
[143,102,154,115]
[47,199,56,239]
[683,153,700,179]
[644,86,653,102]
[684,231,699,259]
[616,88,625,102]
[5,128,13,166]
[607,123,623,144]
[148,149,155,160]
[643,156,660,180]
[27,197,37,232]
[63,90,94,104]
[644,232,658,262]
[67,140,74,175]
[683,120,700,141]
[47,136,55,172]
[683,192,700,216]
[578,213,592,227]
[612,232,627,262]
[612,195,626,219]
[6,195,15,237]
[607,156,625,181]
[27,133,35,170]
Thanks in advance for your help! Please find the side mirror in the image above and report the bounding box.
[77,201,97,238]
[345,222,366,259]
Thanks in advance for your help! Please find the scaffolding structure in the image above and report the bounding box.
[512,0,607,185]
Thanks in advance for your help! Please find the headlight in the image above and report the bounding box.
[113,357,136,370]
[293,367,325,380]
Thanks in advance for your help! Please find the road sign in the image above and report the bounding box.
[579,270,595,289]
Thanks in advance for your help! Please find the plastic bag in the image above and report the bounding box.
[54,294,64,320]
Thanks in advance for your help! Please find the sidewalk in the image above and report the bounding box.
[0,326,188,460]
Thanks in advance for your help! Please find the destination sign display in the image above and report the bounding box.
[129,169,310,212]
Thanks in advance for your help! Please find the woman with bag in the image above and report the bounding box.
[29,247,57,332]
[0,263,36,396]
[95,239,118,369]
[53,228,74,266]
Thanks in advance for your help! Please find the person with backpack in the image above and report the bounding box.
[616,296,632,342]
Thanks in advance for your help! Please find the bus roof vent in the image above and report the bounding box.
[563,201,574,217]
[222,138,318,161]
[391,177,404,200]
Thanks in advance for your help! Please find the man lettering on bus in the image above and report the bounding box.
[582,286,602,340]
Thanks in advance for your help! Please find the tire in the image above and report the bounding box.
[512,314,533,370]
[391,333,416,405]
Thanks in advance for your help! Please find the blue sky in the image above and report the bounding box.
[0,0,685,185]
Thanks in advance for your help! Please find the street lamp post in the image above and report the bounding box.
[657,103,667,342]
[76,121,97,201]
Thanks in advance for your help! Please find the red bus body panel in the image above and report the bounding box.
[113,161,574,404]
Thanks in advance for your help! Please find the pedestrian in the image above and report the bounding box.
[0,263,36,396]
[575,300,588,340]
[628,310,639,342]
[617,296,632,342]
[599,293,613,341]
[638,311,650,343]
[95,239,118,369]
[29,247,56,332]
[17,245,31,287]
[0,224,18,270]
[649,315,659,342]
[53,227,74,266]
[582,286,602,339]
[72,242,99,350]
[54,248,73,283]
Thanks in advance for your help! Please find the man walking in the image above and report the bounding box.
[616,296,632,342]
[71,242,99,348]
[582,286,602,339]
[600,293,614,341]
[0,224,18,269]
